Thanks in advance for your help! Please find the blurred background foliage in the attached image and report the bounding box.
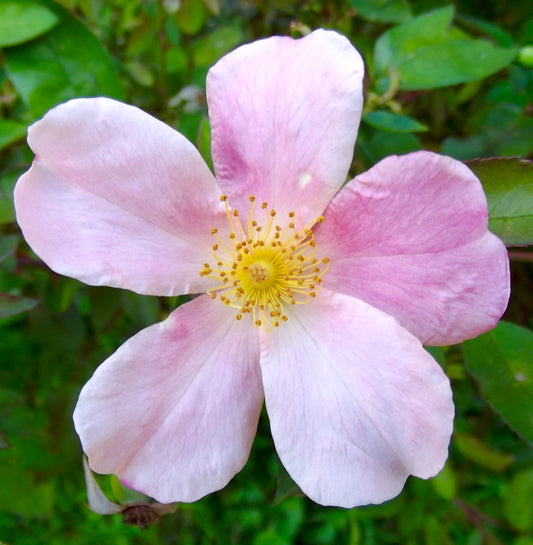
[1,0,533,543]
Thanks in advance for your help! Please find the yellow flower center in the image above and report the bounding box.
[199,195,329,331]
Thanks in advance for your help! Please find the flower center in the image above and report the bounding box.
[199,195,329,331]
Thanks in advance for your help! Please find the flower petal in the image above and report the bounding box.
[259,290,454,508]
[316,151,510,345]
[15,97,225,295]
[73,295,263,503]
[207,29,364,226]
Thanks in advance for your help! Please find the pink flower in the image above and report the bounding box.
[14,29,509,508]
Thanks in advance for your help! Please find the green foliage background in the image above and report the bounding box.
[1,0,533,543]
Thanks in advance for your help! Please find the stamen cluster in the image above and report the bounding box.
[199,195,329,331]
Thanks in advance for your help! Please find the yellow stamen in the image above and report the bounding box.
[199,195,329,331]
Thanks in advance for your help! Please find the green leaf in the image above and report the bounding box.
[462,321,533,445]
[395,39,517,90]
[357,494,404,519]
[424,516,450,545]
[467,158,533,246]
[441,134,487,161]
[363,110,428,132]
[374,6,517,90]
[253,529,290,545]
[0,465,54,515]
[121,291,159,326]
[0,0,58,47]
[272,464,302,505]
[4,1,124,117]
[201,0,220,15]
[166,45,188,74]
[359,129,421,163]
[0,120,27,150]
[124,60,154,87]
[457,13,515,48]
[0,234,18,264]
[518,45,533,68]
[175,0,208,35]
[193,25,244,67]
[275,497,304,541]
[0,388,55,516]
[0,196,15,224]
[374,6,455,76]
[504,469,533,531]
[454,433,513,471]
[0,293,38,318]
[514,538,533,545]
[519,18,533,45]
[349,0,412,23]
[430,462,457,499]
[425,345,446,367]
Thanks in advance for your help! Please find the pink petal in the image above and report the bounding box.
[259,290,454,508]
[207,29,364,226]
[73,295,263,503]
[316,151,510,345]
[15,97,225,295]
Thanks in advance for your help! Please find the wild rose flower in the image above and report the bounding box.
[14,29,509,508]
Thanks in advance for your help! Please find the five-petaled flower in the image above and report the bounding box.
[14,29,509,508]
